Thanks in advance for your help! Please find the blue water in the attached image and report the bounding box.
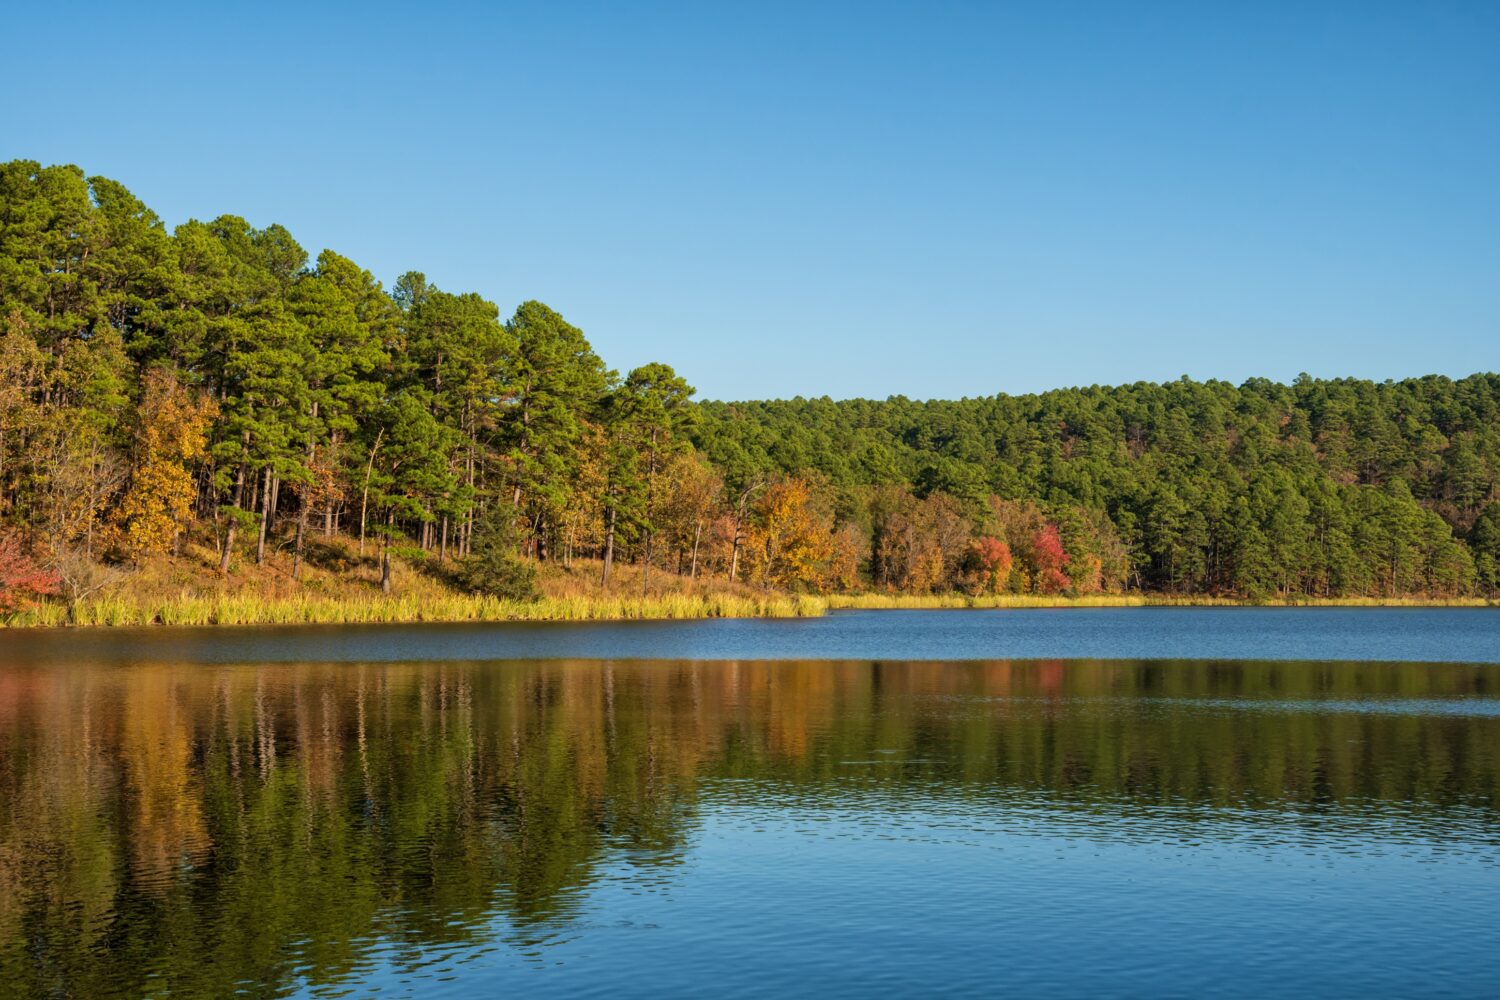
[6,606,1499,664]
[2,610,1499,997]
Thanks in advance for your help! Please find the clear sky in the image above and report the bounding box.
[5,2,1497,400]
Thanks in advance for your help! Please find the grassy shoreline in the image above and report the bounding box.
[3,589,1493,628]
[823,593,1498,610]
[4,591,825,628]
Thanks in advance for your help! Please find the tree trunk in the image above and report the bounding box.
[601,505,617,589]
[295,436,317,580]
[729,495,748,582]
[641,432,658,596]
[380,511,393,593]
[690,520,702,579]
[461,441,474,559]
[641,531,652,596]
[359,428,383,558]
[293,511,306,580]
[268,475,281,538]
[256,466,272,565]
[219,463,246,575]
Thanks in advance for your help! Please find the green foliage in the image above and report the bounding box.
[695,374,1500,597]
[454,508,539,600]
[1473,503,1500,595]
[0,158,1495,601]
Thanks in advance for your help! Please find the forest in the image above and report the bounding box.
[1,159,1498,613]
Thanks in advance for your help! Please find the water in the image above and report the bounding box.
[1,610,1497,998]
[3,606,1498,664]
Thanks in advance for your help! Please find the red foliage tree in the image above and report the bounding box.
[964,535,1013,592]
[0,534,61,613]
[1030,523,1071,594]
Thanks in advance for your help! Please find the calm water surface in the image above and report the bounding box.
[3,606,1499,664]
[1,610,1498,997]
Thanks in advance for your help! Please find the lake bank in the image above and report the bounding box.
[824,592,1499,610]
[3,589,1494,628]
[3,590,825,628]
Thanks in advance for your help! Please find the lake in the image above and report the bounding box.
[1,608,1497,997]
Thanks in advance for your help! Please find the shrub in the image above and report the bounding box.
[453,510,539,600]
[0,534,61,613]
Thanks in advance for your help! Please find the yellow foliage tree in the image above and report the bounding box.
[111,369,217,561]
[556,421,608,566]
[656,452,722,577]
[746,476,835,590]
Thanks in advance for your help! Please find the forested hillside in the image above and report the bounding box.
[697,378,1500,596]
[1,159,1497,609]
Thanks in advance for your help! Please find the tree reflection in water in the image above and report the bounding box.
[0,658,1496,996]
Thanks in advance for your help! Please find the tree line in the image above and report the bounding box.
[2,159,1497,602]
[696,374,1500,597]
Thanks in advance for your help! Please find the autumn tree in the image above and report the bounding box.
[960,536,1012,594]
[556,421,608,567]
[110,368,217,561]
[1030,523,1071,594]
[745,476,835,590]
[0,532,60,613]
[656,451,722,578]
[825,522,867,591]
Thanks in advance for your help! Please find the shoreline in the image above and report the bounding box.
[2,591,1493,629]
[0,592,824,629]
[822,593,1499,610]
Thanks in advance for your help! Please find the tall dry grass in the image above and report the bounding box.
[4,534,1490,629]
[9,590,824,628]
[823,592,1496,610]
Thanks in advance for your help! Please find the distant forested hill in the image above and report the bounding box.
[695,379,1500,595]
[1,159,1496,604]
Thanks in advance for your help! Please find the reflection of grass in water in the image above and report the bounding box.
[929,692,1500,718]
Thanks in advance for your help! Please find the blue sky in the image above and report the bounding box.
[5,2,1497,400]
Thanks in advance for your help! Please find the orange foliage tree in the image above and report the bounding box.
[825,522,866,591]
[960,535,1013,594]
